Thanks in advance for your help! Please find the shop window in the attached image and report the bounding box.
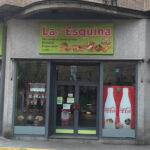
[56,65,99,81]
[102,62,136,138]
[14,61,47,135]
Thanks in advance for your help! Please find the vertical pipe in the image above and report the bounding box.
[0,22,7,134]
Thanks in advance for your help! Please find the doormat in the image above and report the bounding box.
[0,148,55,150]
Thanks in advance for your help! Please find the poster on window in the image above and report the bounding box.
[39,23,114,55]
[103,86,135,130]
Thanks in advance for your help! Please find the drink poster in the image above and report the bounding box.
[103,86,135,130]
[39,23,114,55]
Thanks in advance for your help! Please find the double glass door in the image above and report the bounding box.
[54,64,99,135]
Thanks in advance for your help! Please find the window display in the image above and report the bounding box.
[14,61,47,127]
[102,62,136,138]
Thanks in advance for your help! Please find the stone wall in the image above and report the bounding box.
[0,0,147,11]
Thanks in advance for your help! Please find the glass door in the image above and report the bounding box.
[55,84,98,135]
[54,64,99,136]
[56,84,75,134]
[78,85,97,135]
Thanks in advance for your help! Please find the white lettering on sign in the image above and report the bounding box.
[120,107,131,113]
[104,107,116,113]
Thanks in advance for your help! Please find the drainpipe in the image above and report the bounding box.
[0,20,7,135]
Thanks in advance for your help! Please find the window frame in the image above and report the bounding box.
[100,61,138,139]
[12,60,51,136]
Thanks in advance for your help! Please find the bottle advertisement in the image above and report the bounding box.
[103,86,135,130]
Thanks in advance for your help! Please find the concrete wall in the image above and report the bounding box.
[0,0,146,11]
[143,20,150,144]
[2,19,147,143]
[6,19,145,60]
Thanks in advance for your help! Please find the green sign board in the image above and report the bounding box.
[67,97,75,104]
[39,23,113,55]
[0,26,3,56]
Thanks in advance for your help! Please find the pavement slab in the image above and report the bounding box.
[0,137,149,150]
[0,149,55,150]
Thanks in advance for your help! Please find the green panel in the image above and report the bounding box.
[78,130,96,135]
[56,129,74,134]
[0,25,3,56]
[39,23,114,55]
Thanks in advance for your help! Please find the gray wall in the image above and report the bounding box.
[2,19,147,143]
[143,19,150,144]
[6,19,145,60]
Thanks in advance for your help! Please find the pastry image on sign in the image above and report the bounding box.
[95,44,103,51]
[101,38,111,45]
[59,42,70,51]
[72,45,84,51]
[86,41,96,51]
[102,46,111,52]
[86,42,103,52]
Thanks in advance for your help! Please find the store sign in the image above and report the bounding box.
[39,23,114,54]
[0,25,3,56]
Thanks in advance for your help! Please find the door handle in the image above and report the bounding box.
[76,103,80,111]
[71,103,76,110]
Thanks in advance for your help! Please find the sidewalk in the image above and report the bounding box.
[0,137,149,150]
[0,147,54,150]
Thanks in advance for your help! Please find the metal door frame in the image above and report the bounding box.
[52,63,100,136]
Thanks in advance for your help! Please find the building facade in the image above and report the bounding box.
[0,0,150,145]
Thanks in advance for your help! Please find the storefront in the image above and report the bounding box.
[2,20,138,141]
[13,60,137,139]
[1,1,149,145]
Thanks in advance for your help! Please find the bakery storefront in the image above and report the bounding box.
[9,22,137,139]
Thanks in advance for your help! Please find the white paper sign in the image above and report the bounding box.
[63,104,71,110]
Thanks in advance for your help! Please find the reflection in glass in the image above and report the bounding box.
[56,85,75,127]
[15,61,47,126]
[104,63,135,85]
[79,86,97,127]
[56,65,99,82]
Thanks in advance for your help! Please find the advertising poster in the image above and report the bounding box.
[39,23,114,55]
[0,25,3,56]
[103,86,135,130]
